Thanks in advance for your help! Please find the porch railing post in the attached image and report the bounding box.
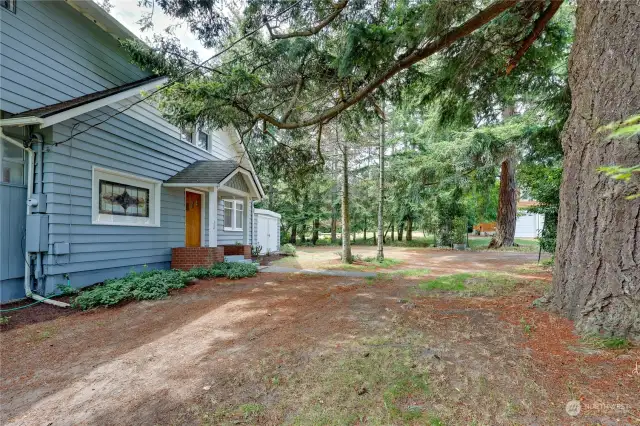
[209,187,218,247]
[243,196,249,245]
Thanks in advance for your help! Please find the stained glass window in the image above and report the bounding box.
[99,180,149,217]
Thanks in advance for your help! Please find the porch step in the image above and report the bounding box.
[224,255,251,263]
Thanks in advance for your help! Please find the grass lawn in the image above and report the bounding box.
[417,272,547,297]
[467,236,540,251]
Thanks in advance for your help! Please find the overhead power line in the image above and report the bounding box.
[54,0,303,147]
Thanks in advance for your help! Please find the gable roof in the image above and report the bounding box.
[11,76,165,119]
[165,160,263,199]
[165,160,240,185]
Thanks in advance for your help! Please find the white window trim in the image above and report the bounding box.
[91,166,161,227]
[1,137,25,186]
[185,189,206,246]
[223,199,244,232]
[179,126,213,155]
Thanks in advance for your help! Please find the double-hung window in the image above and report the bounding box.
[1,139,24,185]
[223,200,244,231]
[197,130,209,151]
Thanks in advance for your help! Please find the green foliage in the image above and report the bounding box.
[0,316,10,325]
[251,245,262,257]
[222,262,259,279]
[280,243,297,256]
[582,335,633,350]
[72,263,259,310]
[417,272,545,296]
[451,216,467,244]
[597,114,640,200]
[56,283,79,295]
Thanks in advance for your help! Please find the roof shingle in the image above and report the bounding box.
[165,160,240,184]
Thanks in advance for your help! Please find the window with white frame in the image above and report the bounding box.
[197,130,209,151]
[1,139,24,185]
[1,0,16,13]
[180,127,193,144]
[223,199,244,231]
[92,167,161,227]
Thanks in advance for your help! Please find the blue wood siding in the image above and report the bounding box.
[0,1,147,114]
[40,107,226,294]
[0,184,27,302]
[225,173,249,192]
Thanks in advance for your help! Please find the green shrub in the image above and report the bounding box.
[224,262,259,279]
[280,243,297,256]
[73,263,259,310]
[0,316,10,325]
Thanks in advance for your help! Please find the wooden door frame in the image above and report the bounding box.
[185,189,206,247]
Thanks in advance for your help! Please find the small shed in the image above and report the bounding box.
[254,209,281,254]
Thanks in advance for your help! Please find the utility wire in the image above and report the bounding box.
[54,0,303,147]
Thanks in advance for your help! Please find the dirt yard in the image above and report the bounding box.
[1,248,638,425]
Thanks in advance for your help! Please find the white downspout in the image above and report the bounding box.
[1,128,69,308]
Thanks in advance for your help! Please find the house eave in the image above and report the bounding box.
[0,117,45,127]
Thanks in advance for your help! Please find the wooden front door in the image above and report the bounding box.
[185,191,202,247]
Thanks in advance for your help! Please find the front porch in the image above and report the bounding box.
[163,160,264,270]
[170,245,251,270]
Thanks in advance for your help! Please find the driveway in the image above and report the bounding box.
[1,250,636,425]
[269,245,546,276]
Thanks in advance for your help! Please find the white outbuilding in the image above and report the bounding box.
[254,209,281,254]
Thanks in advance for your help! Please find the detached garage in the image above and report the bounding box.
[255,209,281,254]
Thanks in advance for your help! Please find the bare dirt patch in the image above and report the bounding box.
[1,253,637,425]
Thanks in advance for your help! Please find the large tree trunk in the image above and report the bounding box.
[406,217,413,241]
[289,224,297,245]
[377,115,385,261]
[488,157,517,248]
[331,146,338,244]
[341,141,353,264]
[398,221,404,241]
[300,224,307,243]
[330,215,337,243]
[552,0,640,339]
[312,218,320,245]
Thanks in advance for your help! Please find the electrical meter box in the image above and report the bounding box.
[26,214,49,252]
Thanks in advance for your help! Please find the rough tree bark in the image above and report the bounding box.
[289,224,297,244]
[488,157,517,248]
[489,106,517,249]
[406,217,413,241]
[341,139,353,264]
[312,218,320,245]
[331,145,338,243]
[300,224,307,243]
[552,0,640,339]
[377,115,385,261]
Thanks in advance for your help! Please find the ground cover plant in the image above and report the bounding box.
[72,263,258,310]
[418,272,547,297]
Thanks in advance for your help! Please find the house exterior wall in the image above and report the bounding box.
[0,1,148,114]
[31,106,230,296]
[0,185,27,301]
[225,174,250,192]
[216,198,256,246]
[0,1,262,302]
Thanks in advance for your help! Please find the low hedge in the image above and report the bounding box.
[72,262,258,310]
